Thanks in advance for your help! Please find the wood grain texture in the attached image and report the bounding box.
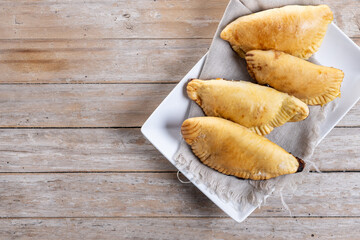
[0,0,227,39]
[0,38,357,84]
[0,84,173,127]
[0,172,359,217]
[0,128,173,172]
[338,104,360,127]
[1,217,359,240]
[0,39,210,83]
[0,0,358,39]
[0,84,359,127]
[0,128,359,172]
[0,0,358,238]
[312,128,360,171]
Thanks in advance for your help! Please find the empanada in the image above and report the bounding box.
[182,117,305,180]
[187,79,309,135]
[220,5,333,59]
[246,50,344,105]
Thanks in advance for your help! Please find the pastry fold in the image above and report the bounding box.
[220,5,333,59]
[182,117,304,180]
[187,79,309,135]
[246,50,344,105]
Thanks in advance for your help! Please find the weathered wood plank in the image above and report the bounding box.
[0,84,174,127]
[0,39,210,83]
[0,38,357,84]
[0,128,359,172]
[1,217,359,240]
[0,128,173,172]
[0,172,358,217]
[0,0,227,39]
[338,104,360,127]
[312,128,360,171]
[0,0,358,39]
[0,84,359,127]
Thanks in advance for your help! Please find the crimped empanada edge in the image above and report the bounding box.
[249,96,309,135]
[288,97,310,122]
[298,5,333,59]
[249,125,273,136]
[200,154,304,180]
[245,51,260,80]
[302,69,344,106]
[181,118,201,145]
[201,158,264,180]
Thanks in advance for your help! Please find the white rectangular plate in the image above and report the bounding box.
[141,23,360,222]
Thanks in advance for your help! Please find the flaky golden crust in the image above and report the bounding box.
[246,50,344,106]
[181,117,303,180]
[187,79,309,135]
[220,5,333,59]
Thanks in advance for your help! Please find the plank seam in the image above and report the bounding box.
[0,127,141,129]
[0,37,357,41]
[0,82,178,85]
[0,171,358,174]
[1,216,360,219]
[0,38,215,41]
[0,126,357,129]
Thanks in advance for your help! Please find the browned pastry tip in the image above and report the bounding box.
[296,157,306,173]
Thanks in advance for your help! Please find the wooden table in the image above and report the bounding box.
[0,0,359,239]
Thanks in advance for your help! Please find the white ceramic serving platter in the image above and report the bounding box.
[141,23,360,222]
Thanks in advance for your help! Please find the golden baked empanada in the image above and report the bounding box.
[220,5,333,59]
[246,50,344,105]
[187,79,309,135]
[182,117,305,180]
